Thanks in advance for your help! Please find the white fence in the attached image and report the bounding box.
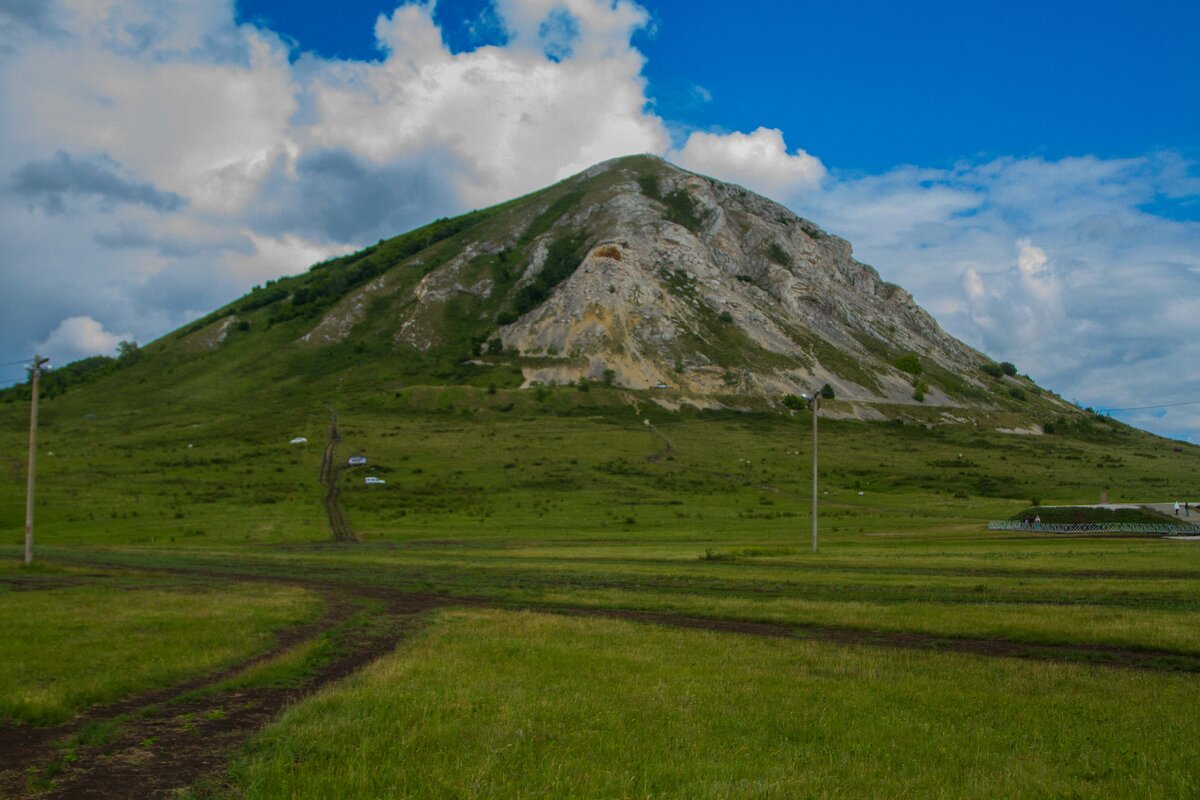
[988,521,1200,535]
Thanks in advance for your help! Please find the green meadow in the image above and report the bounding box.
[225,609,1200,800]
[2,379,1199,796]
[0,575,321,726]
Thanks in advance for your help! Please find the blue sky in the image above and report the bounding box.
[239,0,1200,179]
[1,0,1198,441]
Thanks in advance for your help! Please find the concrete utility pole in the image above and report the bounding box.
[810,396,819,553]
[24,355,49,564]
[801,393,820,553]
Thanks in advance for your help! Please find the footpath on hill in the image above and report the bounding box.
[318,408,358,543]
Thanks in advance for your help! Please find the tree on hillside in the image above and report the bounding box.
[116,340,141,365]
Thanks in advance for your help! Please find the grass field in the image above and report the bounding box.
[1,385,1199,796]
[225,609,1200,799]
[0,575,321,725]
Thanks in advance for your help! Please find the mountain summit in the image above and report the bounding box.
[159,155,1063,421]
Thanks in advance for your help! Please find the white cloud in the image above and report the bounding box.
[670,127,826,200]
[494,0,651,60]
[1012,237,1059,309]
[35,316,132,363]
[792,153,1200,440]
[300,1,667,207]
[963,266,985,301]
[1015,237,1047,278]
[224,231,353,286]
[3,6,298,215]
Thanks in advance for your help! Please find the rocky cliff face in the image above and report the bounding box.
[494,157,982,405]
[281,154,1052,415]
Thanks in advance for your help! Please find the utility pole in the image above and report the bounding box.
[801,392,820,553]
[810,396,819,553]
[24,355,49,565]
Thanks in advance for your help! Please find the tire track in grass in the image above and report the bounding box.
[541,605,1200,673]
[33,555,1200,676]
[6,563,1199,797]
[0,589,347,796]
[38,556,1200,677]
[0,590,452,800]
[98,560,1200,677]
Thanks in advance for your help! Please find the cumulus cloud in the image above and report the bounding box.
[793,153,1200,440]
[93,217,255,259]
[223,230,356,286]
[35,315,132,364]
[670,127,826,199]
[246,147,463,244]
[1015,237,1047,278]
[11,150,185,214]
[300,0,667,207]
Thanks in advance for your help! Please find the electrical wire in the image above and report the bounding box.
[1096,399,1200,413]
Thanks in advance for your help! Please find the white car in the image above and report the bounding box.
[348,455,367,466]
[364,476,386,485]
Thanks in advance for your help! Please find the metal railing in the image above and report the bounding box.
[988,521,1200,534]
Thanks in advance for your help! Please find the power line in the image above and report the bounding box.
[1097,399,1200,413]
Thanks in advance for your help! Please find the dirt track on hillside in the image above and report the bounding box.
[318,408,358,542]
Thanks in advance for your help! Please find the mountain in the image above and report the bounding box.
[15,155,1076,426]
[5,155,1186,554]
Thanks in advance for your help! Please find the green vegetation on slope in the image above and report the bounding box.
[1,377,1195,550]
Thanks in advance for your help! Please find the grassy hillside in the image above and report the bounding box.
[2,373,1195,550]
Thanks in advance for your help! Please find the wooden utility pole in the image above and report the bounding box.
[24,355,49,564]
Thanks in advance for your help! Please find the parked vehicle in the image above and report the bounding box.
[365,476,385,485]
[348,455,367,466]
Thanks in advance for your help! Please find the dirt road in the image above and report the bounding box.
[318,408,357,542]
